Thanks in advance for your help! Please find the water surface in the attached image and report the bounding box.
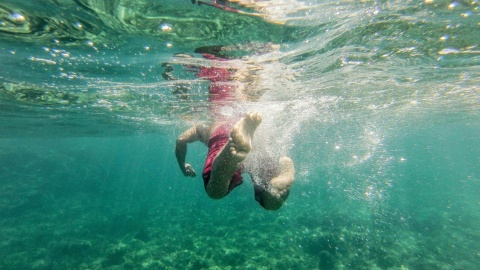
[1,0,479,269]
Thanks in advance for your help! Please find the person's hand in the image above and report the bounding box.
[183,163,196,177]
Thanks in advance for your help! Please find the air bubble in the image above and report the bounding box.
[160,23,172,32]
[439,35,449,41]
[448,2,458,9]
[74,22,83,29]
[10,12,25,22]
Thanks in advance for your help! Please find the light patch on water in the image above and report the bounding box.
[29,56,56,65]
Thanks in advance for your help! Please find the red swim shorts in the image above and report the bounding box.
[202,123,243,193]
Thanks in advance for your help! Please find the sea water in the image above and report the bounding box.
[0,0,479,269]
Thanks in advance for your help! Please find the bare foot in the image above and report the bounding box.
[269,157,295,198]
[228,111,262,162]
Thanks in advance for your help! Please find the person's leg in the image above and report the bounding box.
[206,112,262,199]
[254,156,295,210]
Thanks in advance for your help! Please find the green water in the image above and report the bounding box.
[1,0,479,269]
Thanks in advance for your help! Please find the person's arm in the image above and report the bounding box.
[175,125,200,177]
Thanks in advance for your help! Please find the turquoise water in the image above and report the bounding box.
[1,0,479,269]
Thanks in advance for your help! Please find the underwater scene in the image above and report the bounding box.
[0,0,479,269]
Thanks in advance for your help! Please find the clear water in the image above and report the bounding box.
[1,0,479,269]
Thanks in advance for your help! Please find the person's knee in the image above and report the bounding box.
[261,202,283,211]
[205,186,228,200]
[207,192,227,200]
[256,190,289,210]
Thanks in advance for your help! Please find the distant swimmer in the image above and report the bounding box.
[175,111,295,210]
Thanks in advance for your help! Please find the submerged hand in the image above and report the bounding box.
[183,163,196,177]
